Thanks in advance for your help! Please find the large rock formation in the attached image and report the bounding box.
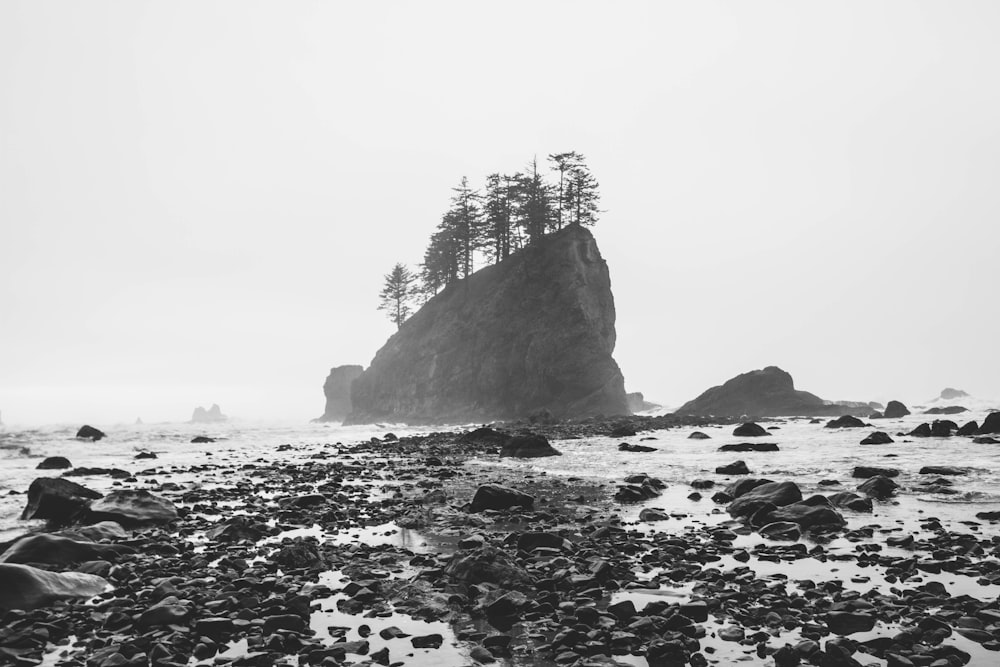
[314,365,364,423]
[190,404,226,423]
[676,366,871,418]
[347,225,628,424]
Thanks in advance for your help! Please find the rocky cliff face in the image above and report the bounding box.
[347,225,628,424]
[314,365,364,423]
[677,366,872,418]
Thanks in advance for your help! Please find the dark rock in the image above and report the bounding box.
[20,477,102,526]
[62,467,131,479]
[0,563,109,610]
[716,460,750,475]
[725,478,774,498]
[205,516,269,543]
[469,485,533,513]
[346,226,629,423]
[0,534,132,566]
[718,442,779,452]
[728,481,803,518]
[76,425,106,441]
[191,436,216,444]
[86,490,178,527]
[614,474,665,502]
[857,475,899,499]
[909,423,932,437]
[314,364,365,422]
[755,503,846,530]
[826,612,876,635]
[36,456,72,470]
[978,412,1000,434]
[262,614,305,634]
[759,521,801,540]
[444,546,532,587]
[134,451,157,459]
[733,422,768,437]
[975,511,1000,521]
[827,492,873,512]
[458,427,511,447]
[930,419,958,437]
[609,425,637,437]
[639,508,670,522]
[852,466,899,478]
[500,434,561,458]
[618,442,656,452]
[516,532,571,553]
[860,431,893,445]
[974,436,1000,444]
[956,421,979,436]
[411,634,444,649]
[688,431,711,439]
[676,366,869,417]
[190,404,227,423]
[826,415,866,429]
[882,401,910,418]
[919,466,967,475]
[923,405,968,415]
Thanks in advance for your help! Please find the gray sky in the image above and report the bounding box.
[2,1,998,425]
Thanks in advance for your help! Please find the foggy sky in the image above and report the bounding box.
[2,1,999,425]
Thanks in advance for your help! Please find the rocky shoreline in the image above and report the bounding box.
[2,418,999,667]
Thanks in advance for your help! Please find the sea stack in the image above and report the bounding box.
[347,225,628,424]
[190,404,227,423]
[314,365,364,423]
[677,366,871,418]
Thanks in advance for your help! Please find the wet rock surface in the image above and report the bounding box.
[3,420,1000,667]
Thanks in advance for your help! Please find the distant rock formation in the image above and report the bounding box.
[626,392,660,413]
[882,400,910,419]
[314,365,364,423]
[939,388,969,400]
[676,366,872,418]
[347,225,628,424]
[75,425,106,441]
[190,404,226,424]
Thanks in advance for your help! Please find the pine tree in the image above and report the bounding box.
[515,157,553,244]
[565,158,601,227]
[449,176,484,278]
[548,151,584,229]
[482,172,515,264]
[378,263,417,329]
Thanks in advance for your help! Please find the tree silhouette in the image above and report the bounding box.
[565,158,601,227]
[378,263,417,329]
[548,151,584,229]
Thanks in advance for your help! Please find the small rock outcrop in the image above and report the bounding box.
[314,365,364,423]
[190,404,226,423]
[20,478,103,526]
[676,366,871,417]
[733,422,768,437]
[882,400,910,419]
[499,434,561,458]
[347,225,628,424]
[36,456,72,470]
[939,387,969,400]
[85,490,178,527]
[860,431,893,445]
[625,392,659,412]
[826,415,866,429]
[924,406,968,415]
[75,425,105,441]
[469,485,533,513]
[980,413,1000,435]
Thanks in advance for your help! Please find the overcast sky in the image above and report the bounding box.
[2,1,998,425]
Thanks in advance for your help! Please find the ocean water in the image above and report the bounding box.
[3,411,998,540]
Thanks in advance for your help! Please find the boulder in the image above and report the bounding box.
[516,532,572,553]
[919,466,967,476]
[469,485,533,513]
[860,431,893,445]
[725,478,774,498]
[615,474,666,502]
[974,436,1000,444]
[716,460,750,475]
[191,436,216,444]
[826,611,876,635]
[930,419,958,437]
[882,401,910,419]
[676,366,870,417]
[62,467,131,479]
[75,425,106,441]
[718,442,779,452]
[979,412,1000,434]
[500,434,561,458]
[759,522,801,540]
[444,546,533,587]
[20,477,102,526]
[609,424,638,438]
[733,422,768,437]
[923,406,968,415]
[314,364,365,422]
[727,481,803,518]
[346,225,629,423]
[826,415,866,429]
[0,534,133,566]
[205,516,270,543]
[853,466,899,479]
[85,490,178,527]
[639,508,670,522]
[58,521,128,542]
[688,431,711,440]
[458,427,512,447]
[36,456,72,470]
[909,423,932,437]
[956,421,979,436]
[619,442,657,452]
[753,503,846,530]
[827,492,873,512]
[857,475,899,499]
[0,563,109,610]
